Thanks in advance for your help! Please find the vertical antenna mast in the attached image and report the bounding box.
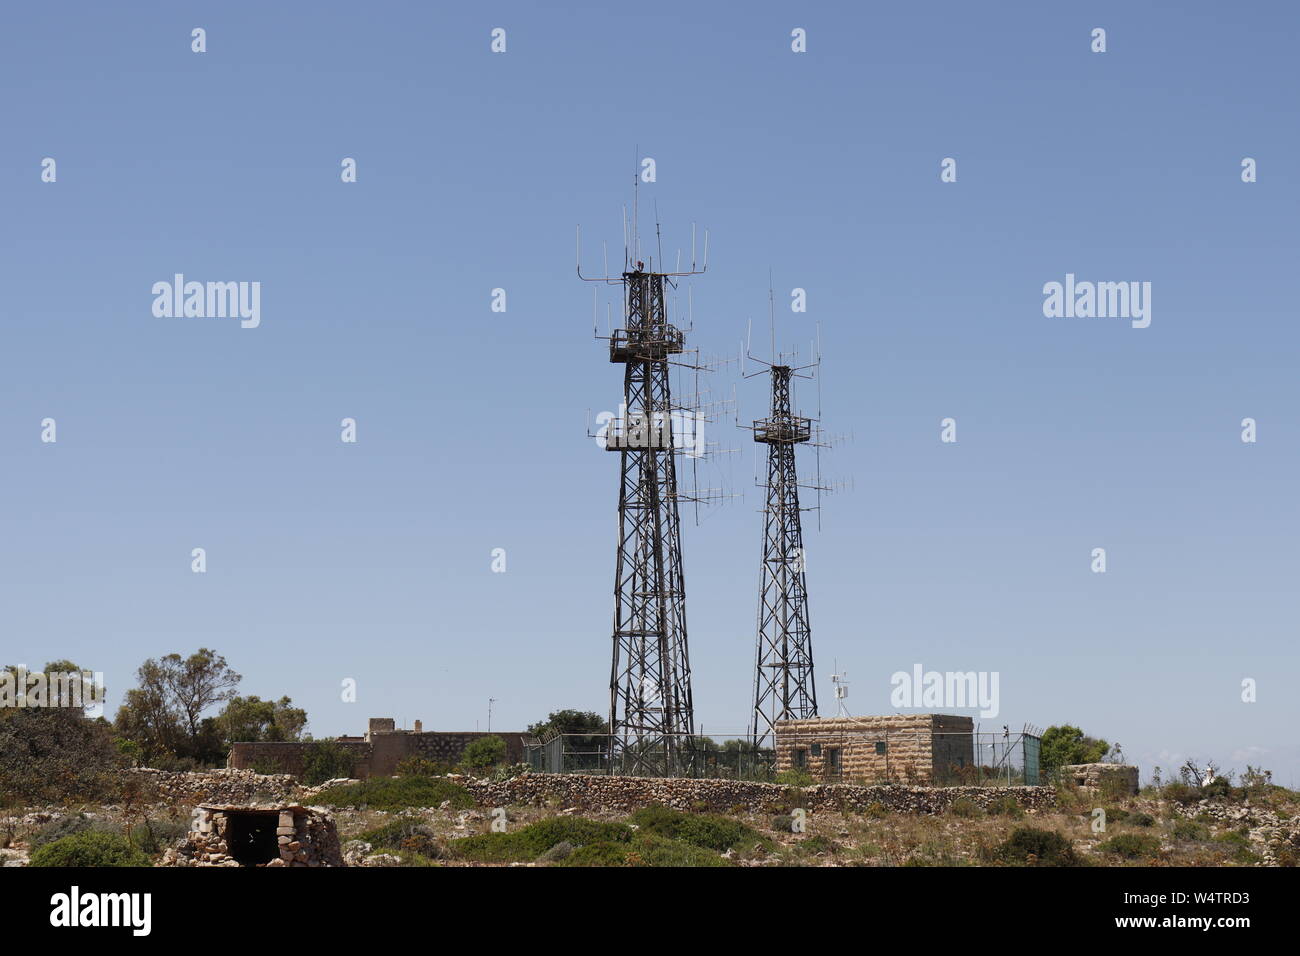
[579,200,710,777]
[743,282,827,749]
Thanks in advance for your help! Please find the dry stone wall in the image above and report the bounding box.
[462,772,1055,815]
[121,767,300,805]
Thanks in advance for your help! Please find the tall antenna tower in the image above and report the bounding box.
[744,299,829,748]
[578,199,709,776]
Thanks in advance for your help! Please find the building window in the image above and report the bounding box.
[793,748,807,769]
[811,743,822,757]
[875,741,887,755]
[827,748,841,771]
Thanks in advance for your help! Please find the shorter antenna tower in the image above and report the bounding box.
[743,290,833,748]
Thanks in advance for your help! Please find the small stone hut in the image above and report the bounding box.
[1060,762,1140,796]
[162,804,343,867]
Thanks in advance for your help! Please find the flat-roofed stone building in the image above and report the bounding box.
[774,714,975,784]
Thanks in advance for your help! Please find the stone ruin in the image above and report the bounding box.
[1061,763,1140,796]
[161,804,343,867]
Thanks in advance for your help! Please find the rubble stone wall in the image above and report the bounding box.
[462,772,1055,815]
[121,767,301,805]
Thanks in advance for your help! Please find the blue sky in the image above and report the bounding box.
[1,2,1297,784]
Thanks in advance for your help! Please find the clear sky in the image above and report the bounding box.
[2,2,1297,784]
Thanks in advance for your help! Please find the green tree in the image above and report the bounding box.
[113,649,241,766]
[0,661,118,807]
[300,740,357,785]
[1041,724,1110,774]
[460,735,508,773]
[0,706,118,807]
[526,709,607,738]
[217,695,307,746]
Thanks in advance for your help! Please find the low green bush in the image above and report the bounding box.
[775,769,813,787]
[1162,782,1201,805]
[450,817,632,863]
[986,796,1024,819]
[31,815,94,850]
[1172,819,1210,842]
[357,819,444,859]
[628,805,768,853]
[305,776,473,811]
[394,757,452,777]
[127,818,190,856]
[1097,833,1161,860]
[29,831,151,868]
[567,833,729,867]
[992,827,1079,866]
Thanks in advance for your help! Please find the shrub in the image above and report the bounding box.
[1098,833,1161,860]
[459,736,507,774]
[29,831,151,867]
[1105,808,1131,823]
[1040,725,1109,774]
[1162,782,1201,805]
[127,817,190,856]
[798,834,838,856]
[0,707,119,806]
[628,805,769,853]
[536,840,574,863]
[993,827,1079,866]
[1229,844,1261,864]
[986,796,1024,819]
[358,819,444,859]
[948,797,981,818]
[770,813,795,833]
[1129,812,1156,828]
[31,815,95,850]
[451,816,632,863]
[567,834,729,867]
[1172,819,1210,842]
[1202,777,1233,800]
[394,757,451,778]
[863,801,888,819]
[775,769,813,787]
[305,775,473,811]
[300,740,357,786]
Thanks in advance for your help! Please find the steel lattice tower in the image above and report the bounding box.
[603,267,696,775]
[750,364,818,746]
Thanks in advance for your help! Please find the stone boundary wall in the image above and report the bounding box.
[121,767,301,805]
[117,768,1055,817]
[463,772,1056,815]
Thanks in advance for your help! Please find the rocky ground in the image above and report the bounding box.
[3,768,1297,867]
